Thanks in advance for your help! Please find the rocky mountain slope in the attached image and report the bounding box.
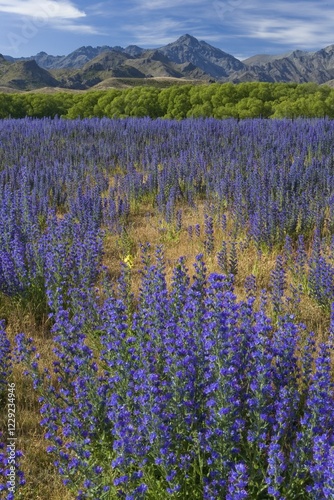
[2,34,334,91]
[157,34,244,78]
[238,47,334,83]
[0,60,60,90]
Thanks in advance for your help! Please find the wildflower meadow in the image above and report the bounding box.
[0,116,333,499]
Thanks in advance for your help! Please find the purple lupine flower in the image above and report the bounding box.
[195,223,201,238]
[271,316,300,392]
[217,241,228,273]
[294,234,307,282]
[226,463,248,500]
[221,213,227,232]
[283,235,293,267]
[266,441,287,499]
[0,320,11,395]
[0,440,26,498]
[201,273,244,498]
[308,254,334,307]
[175,209,182,232]
[15,310,110,498]
[307,433,334,499]
[244,274,257,299]
[290,340,334,494]
[303,342,334,437]
[204,213,214,255]
[270,255,286,315]
[229,241,238,275]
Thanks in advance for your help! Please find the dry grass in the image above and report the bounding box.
[102,201,329,336]
[1,305,74,499]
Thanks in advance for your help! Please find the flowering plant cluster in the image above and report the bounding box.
[0,117,334,498]
[0,118,334,315]
[13,250,334,499]
[0,322,25,498]
[0,117,334,245]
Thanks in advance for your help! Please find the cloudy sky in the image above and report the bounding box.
[0,0,332,59]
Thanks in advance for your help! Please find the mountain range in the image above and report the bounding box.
[1,34,334,91]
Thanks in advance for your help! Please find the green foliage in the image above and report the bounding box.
[9,94,29,118]
[65,91,105,118]
[1,82,334,119]
[24,93,74,118]
[94,89,122,117]
[0,93,13,118]
[158,85,192,118]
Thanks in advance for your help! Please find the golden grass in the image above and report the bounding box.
[102,201,329,335]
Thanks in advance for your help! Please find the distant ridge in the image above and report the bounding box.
[2,34,334,90]
[0,59,60,90]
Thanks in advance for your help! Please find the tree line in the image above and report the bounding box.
[1,82,334,119]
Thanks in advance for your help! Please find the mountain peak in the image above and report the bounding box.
[19,59,40,69]
[159,34,244,78]
[0,58,60,90]
[124,45,144,57]
[175,34,199,45]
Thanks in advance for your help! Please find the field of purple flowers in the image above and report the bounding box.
[0,117,334,499]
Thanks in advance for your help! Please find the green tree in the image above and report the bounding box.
[25,94,69,118]
[158,85,192,118]
[103,92,127,118]
[124,87,162,117]
[94,89,122,117]
[236,97,267,118]
[0,93,12,118]
[324,90,334,118]
[9,94,29,118]
[211,83,238,109]
[187,85,215,117]
[249,82,275,103]
[66,91,105,119]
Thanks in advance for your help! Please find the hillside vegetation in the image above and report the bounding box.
[1,82,334,119]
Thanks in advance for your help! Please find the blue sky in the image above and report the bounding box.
[0,1,333,60]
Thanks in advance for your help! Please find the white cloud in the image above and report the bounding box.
[53,21,102,34]
[122,2,220,47]
[126,0,334,52]
[85,1,117,17]
[85,2,109,16]
[134,0,203,9]
[0,0,104,54]
[0,0,86,19]
[97,0,334,55]
[223,1,334,49]
[123,18,186,46]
